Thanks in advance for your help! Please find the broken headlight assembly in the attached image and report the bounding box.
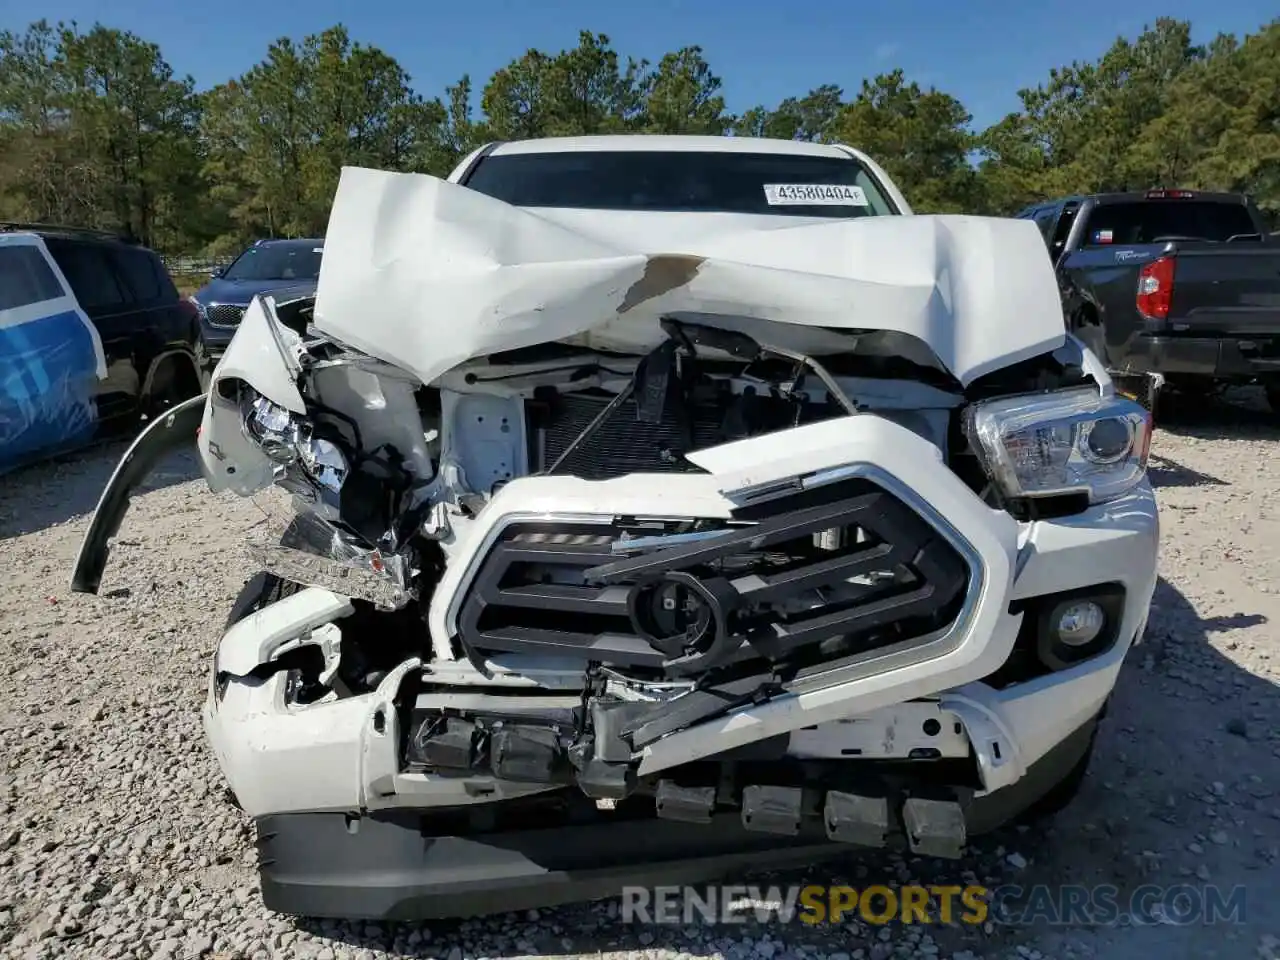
[241,392,349,498]
[964,386,1152,505]
[238,387,416,610]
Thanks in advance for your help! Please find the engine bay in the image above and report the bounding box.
[283,319,971,509]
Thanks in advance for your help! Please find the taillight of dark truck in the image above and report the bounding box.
[1136,255,1176,321]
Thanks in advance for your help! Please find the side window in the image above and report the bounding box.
[109,246,167,304]
[45,241,128,313]
[1047,202,1080,261]
[0,245,66,312]
[1033,210,1058,247]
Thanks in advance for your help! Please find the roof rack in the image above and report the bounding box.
[0,221,140,244]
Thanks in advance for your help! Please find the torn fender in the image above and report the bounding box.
[70,394,206,594]
[198,295,306,496]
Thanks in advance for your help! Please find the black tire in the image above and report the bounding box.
[1266,382,1280,416]
[225,572,303,628]
[1112,373,1158,416]
[1147,381,1166,424]
[144,355,202,420]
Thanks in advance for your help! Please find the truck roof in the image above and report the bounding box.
[449,134,913,216]
[0,220,143,247]
[1019,190,1250,215]
[1090,190,1247,205]
[488,134,866,161]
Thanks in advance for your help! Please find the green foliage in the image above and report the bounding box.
[199,25,445,244]
[0,19,203,249]
[829,71,979,213]
[1,16,1276,254]
[976,17,1280,221]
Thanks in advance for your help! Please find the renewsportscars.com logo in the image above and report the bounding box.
[620,884,1248,927]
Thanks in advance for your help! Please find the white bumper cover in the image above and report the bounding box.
[203,416,1158,819]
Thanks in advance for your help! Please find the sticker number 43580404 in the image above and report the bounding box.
[763,183,868,206]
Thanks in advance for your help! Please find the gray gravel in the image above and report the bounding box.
[1,391,1278,960]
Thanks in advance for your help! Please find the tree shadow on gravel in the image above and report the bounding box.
[975,575,1280,959]
[0,440,200,540]
[286,576,1280,960]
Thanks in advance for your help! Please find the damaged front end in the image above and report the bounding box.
[71,166,1159,921]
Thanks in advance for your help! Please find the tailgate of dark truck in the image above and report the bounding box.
[1128,243,1280,379]
[1038,191,1280,406]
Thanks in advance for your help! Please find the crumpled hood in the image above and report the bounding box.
[313,165,1066,387]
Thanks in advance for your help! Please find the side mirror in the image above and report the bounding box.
[209,268,222,279]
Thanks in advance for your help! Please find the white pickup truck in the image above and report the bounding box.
[71,134,1158,922]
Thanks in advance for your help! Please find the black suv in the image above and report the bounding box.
[1,223,203,438]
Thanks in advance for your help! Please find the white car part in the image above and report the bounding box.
[203,468,1156,818]
[785,703,971,760]
[428,414,1016,779]
[313,166,1066,390]
[966,386,1153,504]
[215,586,353,676]
[197,297,300,496]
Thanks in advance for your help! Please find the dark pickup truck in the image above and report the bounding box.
[1015,190,1280,412]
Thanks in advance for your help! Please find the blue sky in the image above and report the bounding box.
[1,0,1274,129]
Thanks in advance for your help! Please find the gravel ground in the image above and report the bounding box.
[1,391,1278,960]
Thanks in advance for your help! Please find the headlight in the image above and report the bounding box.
[243,394,301,463]
[240,390,349,495]
[299,437,348,494]
[964,386,1151,504]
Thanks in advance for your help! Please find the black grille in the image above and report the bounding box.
[455,478,970,682]
[206,303,246,327]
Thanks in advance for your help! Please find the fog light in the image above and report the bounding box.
[1033,586,1124,672]
[1054,600,1105,647]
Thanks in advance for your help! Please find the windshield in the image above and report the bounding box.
[223,243,323,281]
[1081,200,1258,246]
[464,150,897,218]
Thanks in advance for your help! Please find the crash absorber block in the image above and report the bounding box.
[901,797,967,859]
[490,728,561,783]
[655,780,717,824]
[823,791,890,847]
[741,785,803,836]
[573,757,635,801]
[413,718,476,769]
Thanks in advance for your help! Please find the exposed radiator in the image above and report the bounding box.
[526,388,835,480]
[528,391,722,479]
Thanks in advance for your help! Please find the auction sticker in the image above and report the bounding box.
[763,184,868,206]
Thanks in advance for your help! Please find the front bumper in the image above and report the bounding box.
[203,482,1157,805]
[254,714,1100,922]
[201,415,1157,917]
